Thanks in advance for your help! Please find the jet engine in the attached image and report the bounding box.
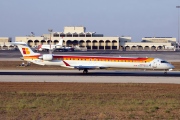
[39,54,53,61]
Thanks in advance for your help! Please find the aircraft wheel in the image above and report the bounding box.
[83,69,88,74]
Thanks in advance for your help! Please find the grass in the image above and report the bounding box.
[0,83,180,119]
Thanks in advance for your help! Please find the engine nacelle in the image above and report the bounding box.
[39,54,53,61]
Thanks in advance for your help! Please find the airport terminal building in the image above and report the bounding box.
[15,26,131,50]
[0,37,14,50]
[0,26,177,51]
[124,37,176,51]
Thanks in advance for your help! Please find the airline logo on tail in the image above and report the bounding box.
[22,48,30,54]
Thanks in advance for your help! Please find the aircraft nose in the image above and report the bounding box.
[169,64,175,69]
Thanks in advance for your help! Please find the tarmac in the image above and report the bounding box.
[0,70,180,84]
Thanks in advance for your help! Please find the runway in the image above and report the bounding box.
[0,70,180,84]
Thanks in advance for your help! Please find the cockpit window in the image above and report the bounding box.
[161,61,168,63]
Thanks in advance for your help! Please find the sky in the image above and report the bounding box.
[0,0,180,42]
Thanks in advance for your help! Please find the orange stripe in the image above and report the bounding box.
[24,56,39,59]
[23,55,154,62]
[53,55,154,62]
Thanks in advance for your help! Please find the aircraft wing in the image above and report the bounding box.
[62,61,107,70]
[74,66,104,69]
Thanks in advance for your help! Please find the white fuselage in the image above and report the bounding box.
[27,56,174,70]
[38,45,73,51]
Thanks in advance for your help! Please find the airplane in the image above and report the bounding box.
[54,46,74,52]
[15,43,174,74]
[37,38,74,52]
[37,38,63,51]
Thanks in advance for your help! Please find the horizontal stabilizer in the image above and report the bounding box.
[11,42,27,45]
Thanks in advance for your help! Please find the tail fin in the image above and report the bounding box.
[56,38,63,46]
[17,44,40,56]
[37,45,42,51]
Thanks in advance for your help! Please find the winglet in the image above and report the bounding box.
[63,61,70,66]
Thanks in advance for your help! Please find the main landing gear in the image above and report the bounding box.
[83,69,88,74]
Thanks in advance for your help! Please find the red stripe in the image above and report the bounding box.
[63,61,70,66]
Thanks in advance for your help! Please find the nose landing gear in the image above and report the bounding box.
[164,69,173,74]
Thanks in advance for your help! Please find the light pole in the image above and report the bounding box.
[48,29,53,54]
[176,6,180,48]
